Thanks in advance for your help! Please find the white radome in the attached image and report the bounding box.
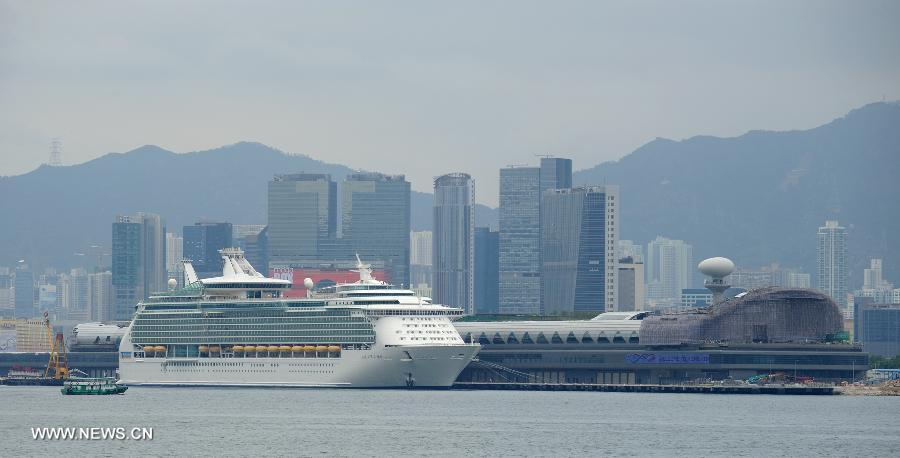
[303,278,314,290]
[698,257,735,278]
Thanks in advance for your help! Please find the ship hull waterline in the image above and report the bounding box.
[119,344,480,388]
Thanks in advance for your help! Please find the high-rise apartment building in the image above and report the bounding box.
[474,227,499,315]
[433,173,474,314]
[618,240,644,263]
[410,231,433,293]
[67,268,90,321]
[165,232,183,284]
[112,213,166,321]
[267,174,337,264]
[341,173,411,287]
[817,220,847,307]
[183,222,233,279]
[0,267,11,315]
[540,186,618,314]
[89,271,114,322]
[863,259,888,290]
[645,236,693,309]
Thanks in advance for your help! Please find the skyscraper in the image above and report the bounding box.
[165,232,183,285]
[112,213,166,321]
[539,157,572,193]
[341,173,411,287]
[14,264,34,318]
[541,186,619,314]
[474,227,500,315]
[645,236,693,309]
[183,222,234,279]
[618,257,645,312]
[863,259,886,290]
[817,220,848,307]
[267,174,337,265]
[499,159,573,314]
[89,271,114,322]
[433,173,474,314]
[233,225,268,273]
[410,231,433,294]
[499,166,541,314]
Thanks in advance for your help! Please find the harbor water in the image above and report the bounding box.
[1,386,897,456]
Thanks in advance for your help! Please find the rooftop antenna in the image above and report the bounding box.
[48,138,62,166]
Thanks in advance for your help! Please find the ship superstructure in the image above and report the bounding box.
[118,249,479,387]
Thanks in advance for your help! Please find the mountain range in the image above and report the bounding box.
[1,101,898,288]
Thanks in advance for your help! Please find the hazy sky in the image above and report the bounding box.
[2,1,898,205]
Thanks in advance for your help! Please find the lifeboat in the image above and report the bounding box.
[209,346,221,353]
[291,346,304,353]
[153,346,165,353]
[327,346,341,353]
[315,345,328,352]
[255,345,268,353]
[303,345,316,352]
[266,345,279,352]
[232,345,245,353]
[278,345,291,353]
[198,345,209,353]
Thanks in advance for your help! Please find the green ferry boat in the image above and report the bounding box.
[61,377,128,395]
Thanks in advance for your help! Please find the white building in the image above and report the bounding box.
[645,236,693,307]
[817,220,847,307]
[89,271,114,322]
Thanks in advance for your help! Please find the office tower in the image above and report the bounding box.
[433,173,474,314]
[165,232,183,284]
[14,264,35,318]
[112,213,166,321]
[89,271,114,322]
[183,222,234,279]
[618,257,645,312]
[539,157,572,193]
[474,227,500,314]
[541,186,619,314]
[645,236,693,308]
[618,240,644,263]
[341,173,411,287]
[410,231,433,293]
[0,267,11,314]
[499,166,541,314]
[267,174,337,264]
[817,220,847,307]
[499,159,573,314]
[234,225,268,272]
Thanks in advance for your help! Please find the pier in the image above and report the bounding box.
[453,382,835,395]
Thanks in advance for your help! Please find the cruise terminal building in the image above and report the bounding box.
[455,288,866,384]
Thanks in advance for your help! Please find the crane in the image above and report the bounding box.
[42,311,69,380]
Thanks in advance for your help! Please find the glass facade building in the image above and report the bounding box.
[112,213,167,321]
[183,222,234,279]
[433,173,474,314]
[857,303,900,357]
[341,173,411,287]
[267,174,337,265]
[541,186,619,314]
[14,265,34,318]
[474,227,499,315]
[499,166,541,314]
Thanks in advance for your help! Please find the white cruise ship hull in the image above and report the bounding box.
[119,344,479,388]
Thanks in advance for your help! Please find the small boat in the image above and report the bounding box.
[61,377,128,395]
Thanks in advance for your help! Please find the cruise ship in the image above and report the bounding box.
[118,249,479,388]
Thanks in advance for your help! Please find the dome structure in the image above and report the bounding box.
[698,257,735,279]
